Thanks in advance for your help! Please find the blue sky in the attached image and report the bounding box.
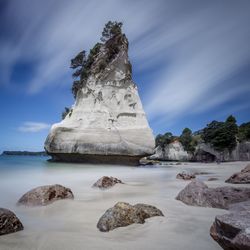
[0,0,250,152]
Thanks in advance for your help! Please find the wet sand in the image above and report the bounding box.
[0,159,249,250]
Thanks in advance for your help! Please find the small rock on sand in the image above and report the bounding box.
[92,176,123,189]
[97,202,164,232]
[17,184,74,206]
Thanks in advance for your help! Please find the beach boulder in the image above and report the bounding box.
[176,171,196,180]
[97,202,164,232]
[226,164,250,184]
[0,208,23,235]
[210,201,250,250]
[92,176,123,189]
[176,180,250,209]
[17,184,74,206]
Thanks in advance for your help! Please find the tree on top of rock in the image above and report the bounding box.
[179,128,195,153]
[70,50,86,69]
[69,21,124,100]
[202,115,238,152]
[155,132,175,148]
[238,122,250,142]
[101,21,123,42]
[70,50,87,98]
[224,115,238,151]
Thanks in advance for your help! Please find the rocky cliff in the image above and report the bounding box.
[149,141,191,161]
[149,141,250,162]
[195,141,250,162]
[44,27,155,165]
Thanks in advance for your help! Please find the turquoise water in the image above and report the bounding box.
[0,155,167,209]
[0,155,49,171]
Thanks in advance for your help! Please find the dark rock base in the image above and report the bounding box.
[47,153,143,166]
[0,208,23,235]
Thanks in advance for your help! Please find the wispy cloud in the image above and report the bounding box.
[18,122,50,132]
[1,0,250,128]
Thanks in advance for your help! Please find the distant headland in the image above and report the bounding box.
[1,151,48,156]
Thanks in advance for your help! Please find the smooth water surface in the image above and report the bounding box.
[0,156,248,250]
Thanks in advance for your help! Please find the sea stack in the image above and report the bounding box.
[44,22,155,165]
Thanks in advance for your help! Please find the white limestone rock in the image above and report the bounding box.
[45,33,154,165]
[149,141,190,161]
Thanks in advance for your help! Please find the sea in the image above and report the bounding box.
[1,155,245,250]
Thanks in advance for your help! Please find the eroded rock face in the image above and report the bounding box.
[92,176,123,189]
[176,171,196,180]
[44,32,154,165]
[149,141,191,161]
[226,164,250,184]
[17,184,74,206]
[210,201,250,250]
[176,180,250,209]
[194,142,250,162]
[97,202,164,232]
[0,208,23,236]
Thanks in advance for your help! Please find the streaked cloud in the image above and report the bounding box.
[0,0,249,129]
[18,122,50,132]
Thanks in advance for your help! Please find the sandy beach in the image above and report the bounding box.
[0,158,249,250]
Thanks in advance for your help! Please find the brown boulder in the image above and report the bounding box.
[97,202,164,232]
[210,201,250,250]
[0,208,23,236]
[17,184,74,206]
[176,180,250,209]
[176,171,196,180]
[92,176,123,189]
[226,164,250,184]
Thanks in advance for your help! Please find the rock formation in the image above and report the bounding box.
[210,201,250,250]
[149,141,190,161]
[92,176,123,189]
[17,184,74,206]
[226,164,250,184]
[149,140,250,162]
[176,180,250,209]
[0,208,23,236]
[194,142,250,162]
[176,171,196,180]
[44,23,154,165]
[97,202,164,232]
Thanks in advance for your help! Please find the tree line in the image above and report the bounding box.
[155,115,250,153]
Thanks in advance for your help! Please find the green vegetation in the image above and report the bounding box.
[202,115,238,152]
[155,132,175,148]
[179,128,197,153]
[101,21,123,42]
[70,21,123,99]
[155,115,249,153]
[238,122,250,142]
